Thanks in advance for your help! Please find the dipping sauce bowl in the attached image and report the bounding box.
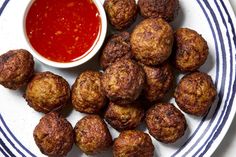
[24,0,107,68]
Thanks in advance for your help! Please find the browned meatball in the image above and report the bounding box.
[138,0,179,22]
[74,115,112,155]
[141,62,174,102]
[25,72,70,113]
[33,112,74,157]
[113,130,154,157]
[71,71,106,114]
[0,49,34,89]
[104,101,144,131]
[174,71,217,116]
[145,103,187,143]
[104,0,137,30]
[100,32,132,69]
[101,59,145,105]
[131,18,174,65]
[172,28,209,72]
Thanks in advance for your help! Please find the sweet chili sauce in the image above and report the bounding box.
[26,0,101,63]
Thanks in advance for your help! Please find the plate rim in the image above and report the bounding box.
[0,0,236,157]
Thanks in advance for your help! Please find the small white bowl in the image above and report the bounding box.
[23,0,107,68]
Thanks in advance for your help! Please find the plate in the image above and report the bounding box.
[0,0,236,157]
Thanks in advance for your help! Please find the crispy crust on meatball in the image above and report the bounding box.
[141,62,174,102]
[131,18,174,65]
[138,0,179,22]
[104,101,144,131]
[172,28,209,72]
[113,130,154,157]
[74,115,112,155]
[100,32,132,69]
[25,72,70,113]
[145,103,187,143]
[33,112,74,157]
[101,59,145,105]
[71,70,106,114]
[0,49,34,89]
[174,71,217,116]
[104,0,137,30]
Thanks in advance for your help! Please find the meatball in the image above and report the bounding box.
[131,18,174,65]
[138,0,179,22]
[74,115,112,155]
[0,49,34,89]
[101,59,145,105]
[104,0,137,30]
[145,103,187,143]
[172,28,209,72]
[25,71,70,113]
[71,71,106,114]
[100,32,132,69]
[174,71,217,116]
[141,62,173,102]
[33,112,74,157]
[113,130,154,157]
[104,101,144,131]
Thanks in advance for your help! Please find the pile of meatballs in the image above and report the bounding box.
[0,0,217,156]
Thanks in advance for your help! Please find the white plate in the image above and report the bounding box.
[0,0,236,157]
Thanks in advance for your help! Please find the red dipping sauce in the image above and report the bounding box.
[26,0,101,63]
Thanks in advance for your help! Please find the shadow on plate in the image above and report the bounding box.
[136,121,148,132]
[57,52,102,79]
[67,144,113,157]
[171,3,185,29]
[162,65,180,103]
[60,101,74,118]
[199,51,215,74]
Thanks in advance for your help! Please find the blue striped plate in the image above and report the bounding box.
[0,0,236,156]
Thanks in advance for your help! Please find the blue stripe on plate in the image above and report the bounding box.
[197,1,236,155]
[0,115,36,157]
[172,0,236,155]
[0,138,16,157]
[220,0,236,48]
[0,126,24,156]
[0,0,9,15]
[172,0,222,155]
[194,0,234,155]
[0,144,10,157]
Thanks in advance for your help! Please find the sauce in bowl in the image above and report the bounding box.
[25,0,101,63]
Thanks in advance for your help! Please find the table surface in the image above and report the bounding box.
[212,1,236,157]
